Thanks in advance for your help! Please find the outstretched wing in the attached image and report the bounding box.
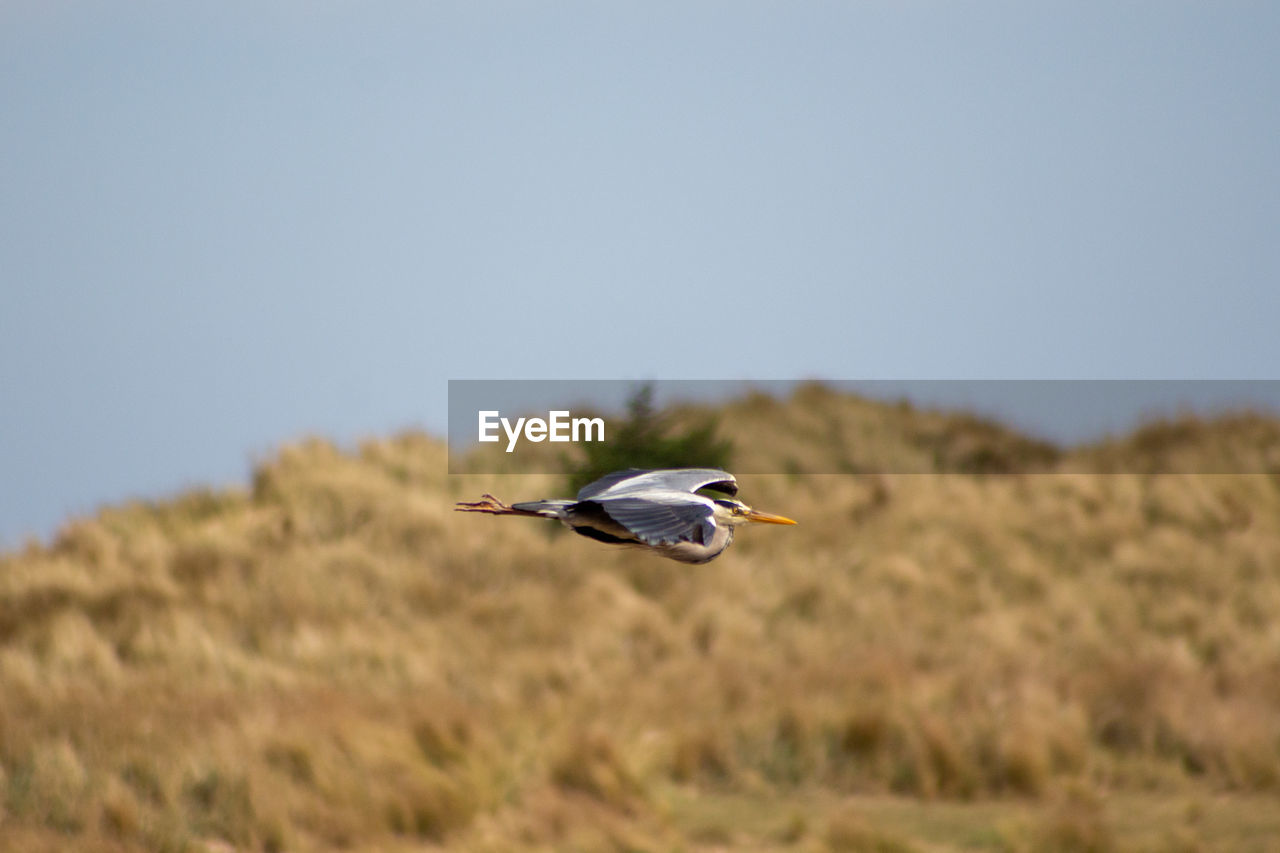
[593,495,717,546]
[576,468,737,500]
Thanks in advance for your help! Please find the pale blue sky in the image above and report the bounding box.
[3,3,1278,545]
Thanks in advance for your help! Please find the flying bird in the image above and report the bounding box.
[455,468,796,563]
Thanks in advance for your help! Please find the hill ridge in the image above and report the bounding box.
[3,388,1279,851]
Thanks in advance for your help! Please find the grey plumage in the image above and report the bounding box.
[575,468,738,500]
[456,468,795,564]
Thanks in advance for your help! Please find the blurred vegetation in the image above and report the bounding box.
[562,384,734,496]
[3,387,1280,852]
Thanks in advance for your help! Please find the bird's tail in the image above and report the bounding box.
[510,499,575,519]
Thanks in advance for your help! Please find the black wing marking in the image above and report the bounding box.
[577,468,738,500]
[596,497,716,546]
[571,525,635,545]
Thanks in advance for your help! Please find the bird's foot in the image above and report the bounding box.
[454,494,513,514]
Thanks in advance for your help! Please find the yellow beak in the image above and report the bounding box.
[744,508,798,525]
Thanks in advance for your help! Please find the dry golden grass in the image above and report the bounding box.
[3,391,1280,851]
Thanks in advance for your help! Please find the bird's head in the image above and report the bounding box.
[712,498,797,527]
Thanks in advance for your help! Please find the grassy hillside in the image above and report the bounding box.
[3,388,1280,852]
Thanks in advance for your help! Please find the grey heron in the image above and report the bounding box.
[455,468,795,563]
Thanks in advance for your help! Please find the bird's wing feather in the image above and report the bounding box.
[575,469,648,499]
[594,495,716,546]
[577,468,737,500]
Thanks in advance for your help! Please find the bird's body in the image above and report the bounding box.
[455,468,795,563]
